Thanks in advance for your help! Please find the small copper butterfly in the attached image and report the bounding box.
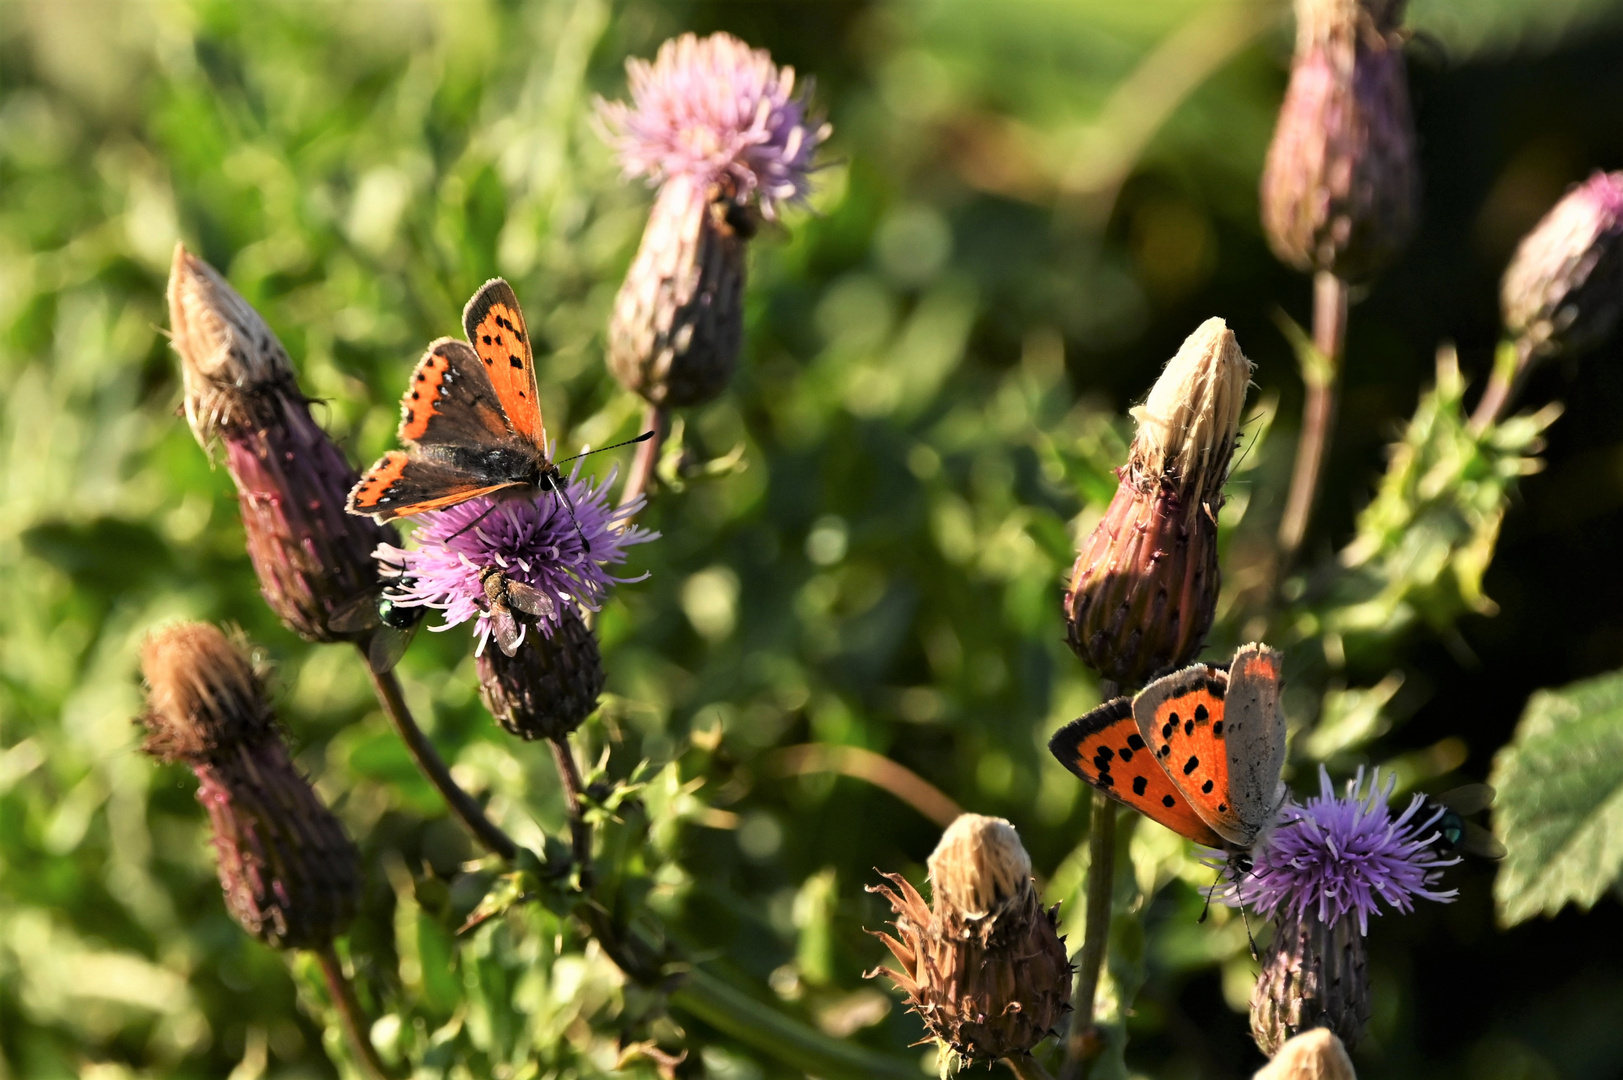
[1049,642,1288,854]
[347,279,562,522]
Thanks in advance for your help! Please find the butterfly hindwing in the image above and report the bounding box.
[1133,663,1254,847]
[1049,697,1228,848]
[346,452,512,520]
[463,279,546,449]
[1220,643,1289,843]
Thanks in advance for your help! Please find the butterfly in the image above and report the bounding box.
[479,566,556,657]
[1048,642,1289,856]
[347,278,563,523]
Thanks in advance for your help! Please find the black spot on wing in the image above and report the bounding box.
[1194,704,1209,722]
[1127,734,1145,751]
[1162,795,1176,808]
[1132,776,1147,796]
[1183,755,1200,775]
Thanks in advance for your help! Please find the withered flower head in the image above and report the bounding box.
[1065,319,1251,687]
[1250,907,1371,1057]
[1260,0,1418,282]
[867,814,1071,1066]
[139,622,361,950]
[476,604,606,741]
[1253,1028,1358,1080]
[168,244,399,644]
[1501,170,1623,359]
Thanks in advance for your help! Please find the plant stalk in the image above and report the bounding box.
[315,944,395,1080]
[1276,270,1350,566]
[363,659,518,861]
[1005,1054,1061,1080]
[1469,336,1536,432]
[1061,678,1121,1080]
[619,401,669,513]
[549,735,594,887]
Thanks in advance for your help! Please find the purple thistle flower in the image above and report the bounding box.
[1222,767,1458,935]
[374,466,656,657]
[597,32,828,219]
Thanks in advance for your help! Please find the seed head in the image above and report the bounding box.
[1064,319,1251,687]
[476,605,606,741]
[1260,0,1418,281]
[139,622,361,950]
[867,814,1071,1066]
[167,244,399,644]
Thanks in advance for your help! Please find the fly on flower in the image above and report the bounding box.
[329,576,425,673]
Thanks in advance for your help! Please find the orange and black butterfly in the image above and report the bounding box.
[347,279,563,522]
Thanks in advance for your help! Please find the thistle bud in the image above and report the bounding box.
[1064,319,1251,687]
[1253,1029,1358,1080]
[139,623,362,950]
[475,605,605,741]
[1500,170,1623,358]
[1260,0,1418,282]
[867,814,1071,1066]
[1250,908,1371,1057]
[168,243,397,643]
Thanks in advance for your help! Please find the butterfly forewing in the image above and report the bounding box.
[1133,665,1254,847]
[397,338,523,449]
[1050,698,1228,848]
[463,279,547,450]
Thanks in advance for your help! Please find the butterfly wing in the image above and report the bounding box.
[1133,662,1256,848]
[1050,697,1228,848]
[347,451,512,520]
[1220,643,1289,841]
[463,279,547,450]
[397,338,530,451]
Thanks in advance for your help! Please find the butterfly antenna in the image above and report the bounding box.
[554,430,655,466]
[1198,862,1226,924]
[549,473,593,555]
[444,502,502,543]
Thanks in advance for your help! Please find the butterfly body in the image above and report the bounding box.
[348,279,555,522]
[1049,643,1288,854]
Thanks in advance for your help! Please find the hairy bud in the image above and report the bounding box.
[1501,170,1623,359]
[1254,1029,1358,1080]
[1260,0,1418,281]
[475,605,606,741]
[867,815,1071,1065]
[1250,908,1372,1057]
[1065,319,1251,687]
[167,244,397,643]
[139,623,361,950]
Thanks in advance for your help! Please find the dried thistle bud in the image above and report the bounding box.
[1065,319,1251,687]
[867,814,1071,1065]
[1253,1029,1358,1080]
[167,243,398,643]
[476,605,605,741]
[1260,0,1418,282]
[1501,170,1623,358]
[139,622,362,950]
[1250,908,1371,1057]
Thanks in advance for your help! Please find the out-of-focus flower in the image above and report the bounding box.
[1501,170,1623,358]
[867,814,1071,1066]
[1065,318,1251,687]
[1253,1028,1358,1080]
[598,33,829,408]
[139,622,361,951]
[375,466,655,658]
[167,243,399,645]
[1223,767,1458,935]
[1260,0,1418,282]
[1250,907,1371,1055]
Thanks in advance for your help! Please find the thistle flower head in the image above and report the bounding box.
[597,32,828,219]
[1250,907,1371,1056]
[867,815,1071,1065]
[140,622,276,762]
[1225,767,1458,934]
[1501,170,1623,357]
[1254,1028,1359,1080]
[375,466,656,657]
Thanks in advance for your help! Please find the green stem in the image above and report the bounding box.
[1276,270,1349,568]
[1005,1054,1060,1080]
[315,944,396,1080]
[618,401,669,513]
[669,967,919,1080]
[364,659,518,861]
[1469,336,1536,432]
[1060,793,1118,1080]
[549,735,594,887]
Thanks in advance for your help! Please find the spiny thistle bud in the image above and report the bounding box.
[139,623,362,950]
[1260,0,1418,282]
[1250,908,1371,1057]
[1253,1029,1358,1080]
[475,605,606,741]
[866,814,1071,1066]
[598,33,828,408]
[1064,318,1251,687]
[1500,170,1623,358]
[167,244,398,643]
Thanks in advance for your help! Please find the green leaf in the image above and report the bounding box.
[1492,667,1623,925]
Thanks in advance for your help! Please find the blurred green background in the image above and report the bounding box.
[6,0,1623,1078]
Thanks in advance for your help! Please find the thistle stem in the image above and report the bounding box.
[619,401,669,513]
[315,944,395,1080]
[1005,1054,1060,1080]
[1276,270,1349,566]
[1061,793,1118,1080]
[1469,336,1536,432]
[363,660,518,861]
[548,735,594,887]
